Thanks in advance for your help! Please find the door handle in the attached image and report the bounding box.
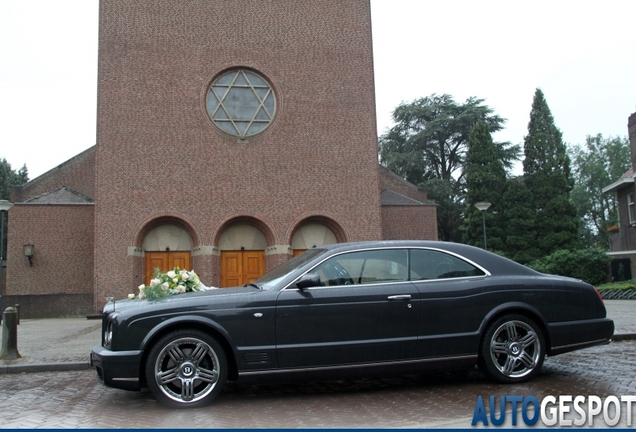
[388,295,411,301]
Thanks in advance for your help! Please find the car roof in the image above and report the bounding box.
[316,240,539,276]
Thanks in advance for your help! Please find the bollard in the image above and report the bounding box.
[0,307,21,360]
[14,304,19,325]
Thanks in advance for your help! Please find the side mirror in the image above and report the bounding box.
[295,273,322,289]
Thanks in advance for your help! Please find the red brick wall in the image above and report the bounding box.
[381,206,438,241]
[95,0,382,300]
[379,166,428,203]
[5,204,94,316]
[10,147,95,202]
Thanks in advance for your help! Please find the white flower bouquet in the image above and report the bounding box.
[132,268,204,300]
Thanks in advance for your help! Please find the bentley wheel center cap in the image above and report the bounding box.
[180,363,195,377]
[509,343,521,356]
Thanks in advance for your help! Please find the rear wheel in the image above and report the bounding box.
[145,329,227,408]
[479,314,545,383]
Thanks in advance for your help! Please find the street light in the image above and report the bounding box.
[474,201,491,250]
[0,200,15,317]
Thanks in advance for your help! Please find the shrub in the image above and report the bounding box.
[527,249,610,286]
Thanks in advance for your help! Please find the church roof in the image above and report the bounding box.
[380,189,424,206]
[21,187,94,205]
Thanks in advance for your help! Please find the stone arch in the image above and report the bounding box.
[213,215,275,248]
[134,215,199,249]
[289,216,347,253]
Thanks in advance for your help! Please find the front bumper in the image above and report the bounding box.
[90,344,144,391]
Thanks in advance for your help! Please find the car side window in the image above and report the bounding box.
[410,249,485,280]
[313,249,409,286]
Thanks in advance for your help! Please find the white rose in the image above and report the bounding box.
[161,282,169,291]
[177,285,186,293]
[181,273,190,280]
[150,278,160,286]
[167,271,176,278]
[138,284,145,290]
[128,293,135,299]
[173,278,179,283]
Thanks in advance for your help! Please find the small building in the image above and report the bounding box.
[4,0,437,318]
[602,111,636,281]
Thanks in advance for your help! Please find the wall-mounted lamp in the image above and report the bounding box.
[23,244,34,266]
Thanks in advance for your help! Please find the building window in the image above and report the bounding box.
[629,193,636,225]
[206,69,276,138]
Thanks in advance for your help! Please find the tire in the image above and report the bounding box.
[479,314,545,383]
[145,329,227,408]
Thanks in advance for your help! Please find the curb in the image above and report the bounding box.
[612,333,636,341]
[0,361,91,375]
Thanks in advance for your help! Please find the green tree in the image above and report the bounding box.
[462,122,507,251]
[501,177,539,263]
[522,89,579,258]
[379,94,520,241]
[0,158,28,200]
[0,158,29,260]
[570,135,630,248]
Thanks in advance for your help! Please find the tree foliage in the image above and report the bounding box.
[522,89,579,258]
[527,248,610,286]
[461,122,507,251]
[379,94,520,241]
[569,135,630,248]
[0,158,28,200]
[0,158,29,260]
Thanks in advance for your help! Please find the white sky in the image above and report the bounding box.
[1,0,635,179]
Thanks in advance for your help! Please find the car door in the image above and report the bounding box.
[408,248,490,358]
[275,248,420,368]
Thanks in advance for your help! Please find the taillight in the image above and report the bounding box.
[594,287,604,302]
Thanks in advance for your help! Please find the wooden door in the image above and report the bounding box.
[145,251,191,285]
[220,251,265,287]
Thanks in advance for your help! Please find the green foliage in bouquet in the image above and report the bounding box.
[133,268,202,300]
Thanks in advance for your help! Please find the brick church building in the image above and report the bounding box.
[5,0,437,318]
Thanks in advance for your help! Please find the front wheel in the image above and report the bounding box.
[145,329,227,408]
[479,314,545,383]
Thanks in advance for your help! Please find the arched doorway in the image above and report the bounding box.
[218,223,267,287]
[143,224,194,285]
[291,222,339,256]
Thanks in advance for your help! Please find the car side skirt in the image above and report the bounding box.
[236,354,478,383]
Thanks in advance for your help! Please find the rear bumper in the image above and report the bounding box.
[90,344,144,391]
[548,318,614,356]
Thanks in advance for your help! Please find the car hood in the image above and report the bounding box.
[103,286,260,315]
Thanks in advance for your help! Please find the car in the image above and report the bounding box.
[90,240,614,408]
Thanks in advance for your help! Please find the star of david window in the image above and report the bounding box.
[206,69,276,138]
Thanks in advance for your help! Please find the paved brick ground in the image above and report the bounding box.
[0,340,635,428]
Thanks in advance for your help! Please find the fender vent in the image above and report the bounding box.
[243,352,270,365]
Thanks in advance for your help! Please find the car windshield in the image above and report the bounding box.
[255,248,326,290]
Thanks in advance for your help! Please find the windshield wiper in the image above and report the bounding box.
[242,282,262,290]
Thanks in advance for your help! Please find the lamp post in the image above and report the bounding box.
[0,200,15,317]
[474,201,491,250]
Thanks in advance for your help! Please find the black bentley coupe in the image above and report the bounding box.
[90,241,614,408]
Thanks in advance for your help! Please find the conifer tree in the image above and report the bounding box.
[462,123,507,251]
[522,89,579,259]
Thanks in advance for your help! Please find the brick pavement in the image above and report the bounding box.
[0,340,635,428]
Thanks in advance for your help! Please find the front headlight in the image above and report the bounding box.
[104,320,113,349]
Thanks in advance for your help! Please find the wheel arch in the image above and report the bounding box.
[478,303,552,354]
[138,316,239,386]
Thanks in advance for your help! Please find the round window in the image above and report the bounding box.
[206,69,276,138]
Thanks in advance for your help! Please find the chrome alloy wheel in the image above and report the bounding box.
[488,320,541,379]
[153,337,220,404]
